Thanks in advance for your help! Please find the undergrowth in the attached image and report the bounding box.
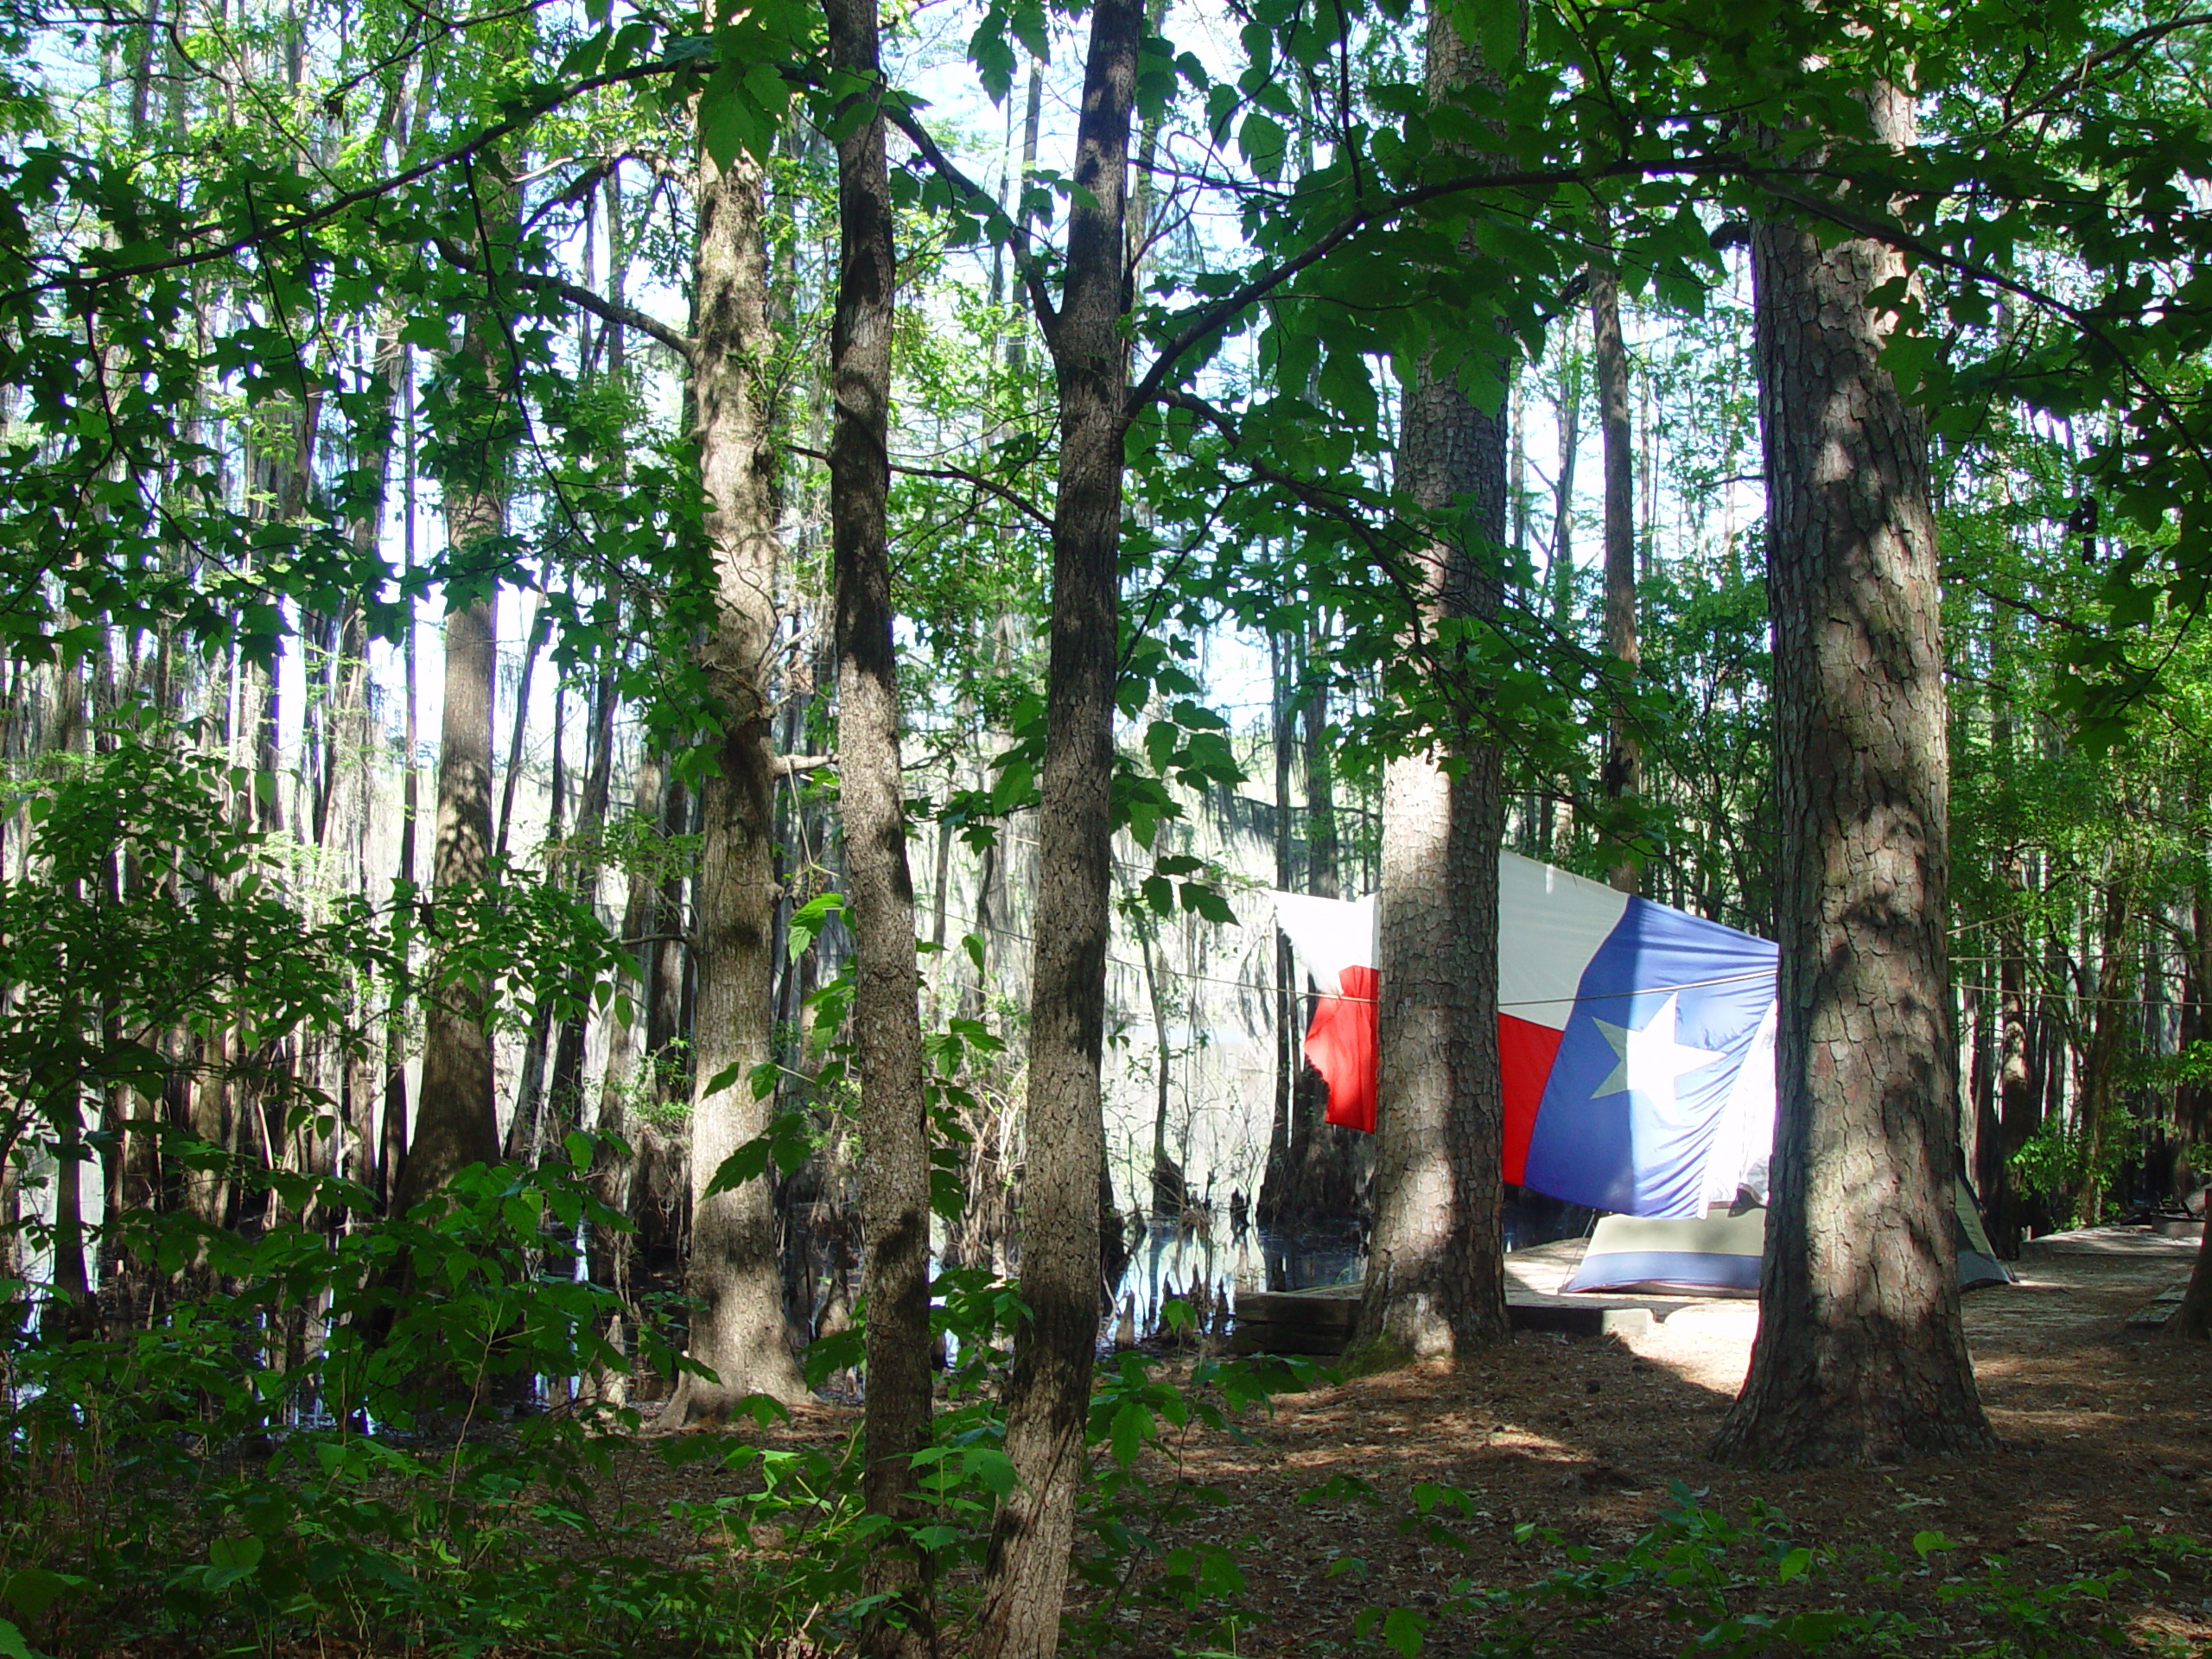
[1319,1478,2212,1659]
[6,1151,2204,1658]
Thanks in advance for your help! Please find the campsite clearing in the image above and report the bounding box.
[1137,1230,2210,1655]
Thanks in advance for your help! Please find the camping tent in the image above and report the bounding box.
[1563,1182,2013,1294]
[1272,858,2013,1292]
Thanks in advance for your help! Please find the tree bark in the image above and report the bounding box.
[547,658,620,1132]
[664,114,808,1420]
[973,3,1142,1652]
[1591,216,1642,894]
[1710,86,1993,1466]
[591,747,660,1330]
[399,294,505,1212]
[2072,871,2135,1226]
[494,594,549,860]
[823,0,935,1643]
[1986,630,2035,1252]
[1535,337,1579,859]
[1137,915,1185,1214]
[1356,4,1512,1363]
[2171,893,2212,1333]
[1259,631,1297,1225]
[382,359,423,1212]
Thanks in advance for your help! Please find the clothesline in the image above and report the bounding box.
[1274,967,1778,1010]
[924,901,1776,1013]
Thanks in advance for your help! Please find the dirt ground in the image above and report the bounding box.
[1131,1237,2212,1656]
[632,1231,2212,1656]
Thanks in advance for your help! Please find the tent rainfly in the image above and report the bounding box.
[1563,1184,2012,1295]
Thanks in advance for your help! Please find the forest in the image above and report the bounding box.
[4,0,2212,1652]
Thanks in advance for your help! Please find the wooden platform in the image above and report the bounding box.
[2126,1283,2189,1331]
[1230,1237,1722,1356]
[2018,1224,2202,1261]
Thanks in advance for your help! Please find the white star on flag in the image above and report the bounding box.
[1592,992,1724,1118]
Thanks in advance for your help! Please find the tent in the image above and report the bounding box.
[1563,1182,2013,1295]
[1271,857,2013,1293]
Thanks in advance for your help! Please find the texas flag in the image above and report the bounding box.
[1271,854,1779,1221]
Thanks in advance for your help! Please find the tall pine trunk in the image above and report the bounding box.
[399,303,503,1209]
[823,0,934,1643]
[381,354,423,1212]
[1710,85,1993,1465]
[1259,630,1297,1225]
[1591,213,1642,895]
[973,3,1141,1650]
[2072,872,2135,1225]
[2171,880,2212,1336]
[1357,5,1511,1362]
[664,112,806,1419]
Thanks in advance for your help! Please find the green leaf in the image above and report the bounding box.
[1238,111,1287,182]
[698,63,769,171]
[205,1534,264,1588]
[1382,1604,1430,1658]
[0,1618,34,1659]
[1179,880,1236,925]
[0,1571,82,1619]
[1109,1397,1154,1465]
[787,890,845,962]
[1777,1545,1813,1584]
[702,1139,772,1198]
[966,1447,1018,1498]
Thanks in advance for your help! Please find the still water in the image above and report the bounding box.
[1101,1192,1592,1348]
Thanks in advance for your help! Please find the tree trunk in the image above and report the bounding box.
[1259,632,1296,1226]
[1137,916,1184,1214]
[972,3,1141,1652]
[1987,618,2034,1251]
[646,772,691,1067]
[2171,897,2212,1334]
[1356,6,1512,1363]
[664,120,807,1420]
[2072,871,2135,1226]
[1710,86,1993,1466]
[494,594,549,860]
[397,290,505,1211]
[548,659,620,1134]
[2176,882,2212,1186]
[383,363,423,1212]
[1535,337,1579,860]
[590,747,660,1344]
[1591,217,1642,894]
[823,0,934,1643]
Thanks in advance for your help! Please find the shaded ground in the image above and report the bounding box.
[1080,1232,2212,1656]
[550,1232,2212,1656]
[729,1233,2206,1654]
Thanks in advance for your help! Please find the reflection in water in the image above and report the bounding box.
[1100,1192,1594,1346]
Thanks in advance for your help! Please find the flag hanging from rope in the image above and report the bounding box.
[1269,855,1779,1220]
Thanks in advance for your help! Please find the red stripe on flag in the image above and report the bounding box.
[1307,964,1379,1134]
[1499,1012,1565,1183]
[1306,976,1562,1166]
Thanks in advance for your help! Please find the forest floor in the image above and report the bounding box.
[637,1228,2212,1656]
[1120,1231,2212,1656]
